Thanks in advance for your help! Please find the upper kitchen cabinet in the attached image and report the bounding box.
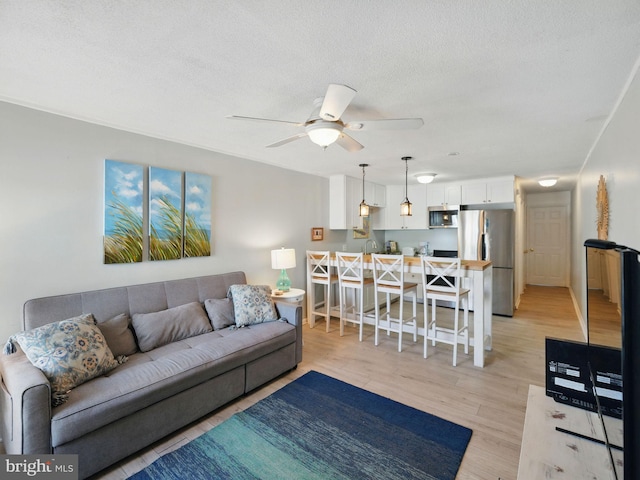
[460,176,515,205]
[329,175,386,230]
[365,181,386,207]
[384,184,427,230]
[426,183,461,207]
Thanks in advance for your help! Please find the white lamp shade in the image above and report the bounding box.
[271,248,296,270]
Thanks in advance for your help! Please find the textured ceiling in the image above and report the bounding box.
[2,1,640,192]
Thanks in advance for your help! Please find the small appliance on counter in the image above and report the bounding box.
[417,242,428,256]
[402,247,416,256]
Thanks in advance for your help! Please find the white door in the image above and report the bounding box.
[526,206,568,286]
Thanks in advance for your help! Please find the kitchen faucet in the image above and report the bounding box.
[364,239,378,254]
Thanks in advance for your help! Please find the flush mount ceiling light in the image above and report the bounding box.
[538,177,558,187]
[400,157,413,216]
[359,163,370,217]
[415,173,437,184]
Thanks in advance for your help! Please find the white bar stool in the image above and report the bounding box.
[306,250,339,332]
[420,256,470,366]
[371,254,418,352]
[335,252,374,341]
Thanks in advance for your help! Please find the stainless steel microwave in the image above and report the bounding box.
[428,206,459,228]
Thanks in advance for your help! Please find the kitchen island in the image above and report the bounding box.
[309,254,493,367]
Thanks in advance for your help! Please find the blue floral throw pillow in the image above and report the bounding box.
[228,285,278,328]
[8,313,120,406]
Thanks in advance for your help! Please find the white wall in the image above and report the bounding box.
[571,57,640,328]
[0,102,347,341]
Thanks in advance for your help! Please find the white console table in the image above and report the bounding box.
[518,385,623,479]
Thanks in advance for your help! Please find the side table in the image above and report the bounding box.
[271,288,305,306]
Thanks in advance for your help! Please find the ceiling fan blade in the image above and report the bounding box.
[226,115,303,127]
[345,118,424,131]
[266,133,308,148]
[319,84,357,121]
[336,133,364,152]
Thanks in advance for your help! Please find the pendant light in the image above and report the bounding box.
[400,156,412,216]
[359,163,370,217]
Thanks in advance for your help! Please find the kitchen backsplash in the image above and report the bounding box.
[341,227,458,254]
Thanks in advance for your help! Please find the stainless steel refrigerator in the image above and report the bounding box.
[458,209,514,316]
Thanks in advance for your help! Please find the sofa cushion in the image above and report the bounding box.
[132,302,212,352]
[204,298,235,330]
[97,314,138,357]
[11,313,119,406]
[50,321,297,447]
[228,285,277,327]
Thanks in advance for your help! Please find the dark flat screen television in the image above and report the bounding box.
[584,239,640,480]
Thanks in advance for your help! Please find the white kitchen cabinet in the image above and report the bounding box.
[460,176,514,205]
[384,185,404,230]
[426,183,461,207]
[366,182,386,207]
[346,175,362,229]
[329,175,347,229]
[384,184,427,230]
[486,179,515,203]
[330,175,386,230]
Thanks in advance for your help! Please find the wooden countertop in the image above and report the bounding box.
[332,254,492,271]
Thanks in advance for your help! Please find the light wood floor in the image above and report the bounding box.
[6,285,590,479]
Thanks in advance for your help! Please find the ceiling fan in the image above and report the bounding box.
[227,84,424,152]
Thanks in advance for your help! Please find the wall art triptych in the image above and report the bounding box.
[104,160,211,264]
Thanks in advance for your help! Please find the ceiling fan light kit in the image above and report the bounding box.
[415,173,437,184]
[228,84,423,152]
[306,121,343,148]
[400,156,413,216]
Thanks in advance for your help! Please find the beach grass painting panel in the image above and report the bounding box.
[149,167,183,261]
[104,160,144,264]
[184,172,212,257]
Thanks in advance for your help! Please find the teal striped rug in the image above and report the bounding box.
[130,371,472,480]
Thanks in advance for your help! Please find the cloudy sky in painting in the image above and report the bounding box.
[149,167,182,235]
[104,160,143,235]
[185,172,212,234]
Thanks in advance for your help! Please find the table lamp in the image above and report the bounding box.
[271,248,296,292]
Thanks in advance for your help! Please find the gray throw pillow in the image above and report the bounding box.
[132,302,212,352]
[204,298,235,330]
[96,313,138,357]
[228,284,278,328]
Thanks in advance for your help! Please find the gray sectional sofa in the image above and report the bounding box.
[0,271,302,478]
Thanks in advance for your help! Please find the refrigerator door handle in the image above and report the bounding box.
[481,233,487,261]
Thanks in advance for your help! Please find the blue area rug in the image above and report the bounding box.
[129,371,472,480]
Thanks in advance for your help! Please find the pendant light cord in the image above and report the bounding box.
[404,158,408,198]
